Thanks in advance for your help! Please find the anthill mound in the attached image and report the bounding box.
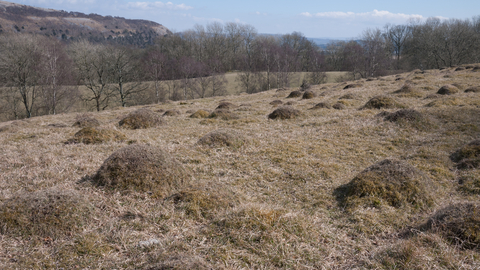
[437,85,459,95]
[190,110,210,118]
[421,203,480,249]
[197,129,247,148]
[72,114,100,128]
[208,109,240,120]
[270,100,283,106]
[333,103,347,110]
[0,187,94,239]
[268,106,301,120]
[465,86,480,93]
[309,102,332,110]
[384,109,424,123]
[216,101,237,110]
[302,90,316,99]
[450,140,480,169]
[343,83,363,89]
[362,96,406,110]
[92,144,192,197]
[335,158,435,209]
[393,84,423,98]
[163,109,181,116]
[286,91,302,98]
[339,93,356,99]
[119,108,164,129]
[66,127,126,144]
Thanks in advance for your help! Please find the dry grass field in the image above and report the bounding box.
[0,66,479,269]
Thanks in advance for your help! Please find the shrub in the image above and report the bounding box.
[268,106,301,120]
[0,187,94,238]
[362,96,406,109]
[450,140,480,169]
[465,86,480,93]
[270,100,283,106]
[72,114,100,128]
[302,90,316,99]
[422,203,480,249]
[208,109,239,120]
[163,109,181,116]
[343,83,362,89]
[119,108,164,129]
[66,127,126,144]
[92,144,192,198]
[286,91,302,98]
[197,129,247,148]
[309,102,332,110]
[189,110,210,118]
[335,158,435,209]
[437,85,459,95]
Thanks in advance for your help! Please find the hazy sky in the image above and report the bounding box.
[11,0,480,38]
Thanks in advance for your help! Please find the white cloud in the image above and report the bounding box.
[126,1,193,11]
[301,9,424,21]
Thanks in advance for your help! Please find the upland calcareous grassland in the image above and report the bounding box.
[0,66,480,269]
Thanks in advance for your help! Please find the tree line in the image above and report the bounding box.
[0,16,479,120]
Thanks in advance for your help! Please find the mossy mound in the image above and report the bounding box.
[336,158,435,209]
[208,109,240,120]
[309,102,332,110]
[66,127,126,144]
[422,203,480,249]
[216,102,237,110]
[393,85,423,98]
[189,110,210,118]
[302,90,316,99]
[450,140,480,169]
[362,96,406,110]
[197,129,247,148]
[119,108,164,129]
[169,189,231,219]
[72,114,100,128]
[286,91,302,98]
[270,100,283,106]
[0,187,94,238]
[163,109,181,116]
[333,103,347,110]
[437,85,459,95]
[343,83,363,89]
[465,86,480,93]
[92,144,192,197]
[268,106,301,120]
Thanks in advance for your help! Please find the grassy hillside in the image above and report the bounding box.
[0,66,479,268]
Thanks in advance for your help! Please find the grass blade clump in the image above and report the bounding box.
[119,108,164,129]
[92,144,192,198]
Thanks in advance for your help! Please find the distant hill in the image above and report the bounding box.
[0,0,171,46]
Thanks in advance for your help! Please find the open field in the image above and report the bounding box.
[0,66,479,268]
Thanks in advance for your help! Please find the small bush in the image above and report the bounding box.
[437,85,459,95]
[208,109,239,120]
[335,158,435,209]
[92,144,192,198]
[163,109,181,116]
[270,100,283,106]
[422,203,480,249]
[72,114,100,128]
[197,129,247,148]
[450,140,480,169]
[119,108,164,129]
[216,102,237,110]
[189,110,210,118]
[362,96,406,110]
[465,86,480,93]
[66,127,126,144]
[302,90,316,99]
[309,102,332,110]
[0,187,94,238]
[286,91,302,98]
[268,106,301,120]
[343,83,362,89]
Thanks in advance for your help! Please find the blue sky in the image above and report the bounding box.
[10,0,480,38]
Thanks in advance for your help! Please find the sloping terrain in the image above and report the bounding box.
[0,66,479,268]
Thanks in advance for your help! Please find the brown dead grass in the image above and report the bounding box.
[450,140,480,169]
[190,109,210,118]
[208,109,240,120]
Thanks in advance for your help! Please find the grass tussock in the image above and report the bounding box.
[269,100,283,106]
[66,127,126,144]
[343,83,363,89]
[332,102,347,110]
[72,114,100,128]
[465,86,480,93]
[197,129,247,148]
[450,140,480,169]
[92,144,192,197]
[336,158,435,209]
[208,109,240,120]
[309,102,332,110]
[268,106,301,119]
[383,109,433,130]
[163,109,181,116]
[286,90,302,98]
[362,96,406,110]
[393,84,423,98]
[119,108,164,129]
[0,187,94,239]
[437,85,460,95]
[189,109,210,118]
[169,189,231,219]
[216,101,237,110]
[302,90,316,99]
